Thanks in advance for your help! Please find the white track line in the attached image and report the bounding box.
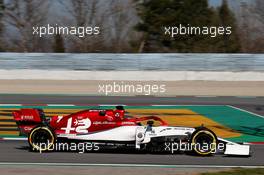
[47,104,76,106]
[0,104,22,106]
[0,162,263,168]
[0,137,27,141]
[227,105,264,119]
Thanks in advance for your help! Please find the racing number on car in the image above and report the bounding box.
[62,117,91,134]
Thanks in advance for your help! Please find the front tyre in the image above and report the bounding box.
[28,126,56,152]
[190,128,217,156]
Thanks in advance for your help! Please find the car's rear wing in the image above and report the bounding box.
[12,109,46,135]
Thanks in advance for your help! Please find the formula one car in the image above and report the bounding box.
[12,106,250,156]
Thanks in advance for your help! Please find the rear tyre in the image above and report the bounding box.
[190,128,217,156]
[28,126,56,152]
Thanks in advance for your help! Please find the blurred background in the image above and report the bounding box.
[0,0,263,53]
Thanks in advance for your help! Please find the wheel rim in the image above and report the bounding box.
[29,127,54,151]
[192,131,216,155]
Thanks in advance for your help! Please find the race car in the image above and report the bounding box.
[12,106,250,156]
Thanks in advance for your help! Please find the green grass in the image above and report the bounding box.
[201,168,264,175]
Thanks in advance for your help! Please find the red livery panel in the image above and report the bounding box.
[13,106,168,136]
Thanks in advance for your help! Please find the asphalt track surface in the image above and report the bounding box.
[0,94,263,166]
[0,140,263,166]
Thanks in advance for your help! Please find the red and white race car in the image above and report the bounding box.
[13,106,250,156]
